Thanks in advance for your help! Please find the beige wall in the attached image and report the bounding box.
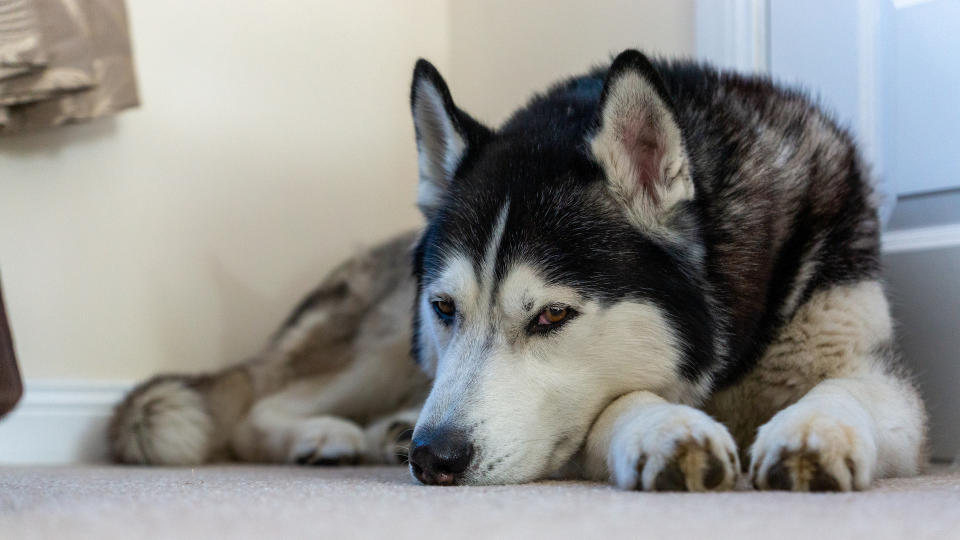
[0,1,694,382]
[0,0,448,381]
[448,0,695,125]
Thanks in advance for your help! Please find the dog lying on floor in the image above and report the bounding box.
[110,50,927,492]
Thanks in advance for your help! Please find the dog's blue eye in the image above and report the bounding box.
[432,299,456,323]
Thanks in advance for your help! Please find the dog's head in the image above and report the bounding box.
[407,50,714,485]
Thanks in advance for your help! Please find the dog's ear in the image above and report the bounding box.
[411,59,491,220]
[588,50,693,229]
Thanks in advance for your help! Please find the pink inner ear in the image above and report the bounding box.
[616,110,665,204]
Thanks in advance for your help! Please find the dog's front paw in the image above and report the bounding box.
[288,416,367,465]
[608,405,739,491]
[750,404,876,491]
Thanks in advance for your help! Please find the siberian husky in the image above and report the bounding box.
[111,50,926,492]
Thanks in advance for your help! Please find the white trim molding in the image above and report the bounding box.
[0,380,132,464]
[882,224,960,254]
[695,0,770,74]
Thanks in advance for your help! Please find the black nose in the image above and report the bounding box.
[408,427,474,486]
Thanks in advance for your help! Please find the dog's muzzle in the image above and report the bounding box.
[408,426,474,486]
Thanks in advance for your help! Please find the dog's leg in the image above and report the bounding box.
[231,384,369,464]
[583,391,740,491]
[749,364,925,491]
[232,392,422,465]
[745,282,927,491]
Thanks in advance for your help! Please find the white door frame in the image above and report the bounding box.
[695,0,770,74]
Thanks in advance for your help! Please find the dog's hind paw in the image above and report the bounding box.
[609,405,739,491]
[749,404,876,491]
[362,408,420,464]
[288,416,368,466]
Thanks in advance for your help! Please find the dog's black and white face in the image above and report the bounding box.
[407,52,716,485]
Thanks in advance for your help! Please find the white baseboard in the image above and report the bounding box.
[882,223,960,254]
[0,380,132,464]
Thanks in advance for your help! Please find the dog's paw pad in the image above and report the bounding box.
[645,439,736,492]
[288,416,367,466]
[754,449,854,491]
[750,408,875,491]
[610,406,739,492]
[759,450,852,491]
[702,450,729,489]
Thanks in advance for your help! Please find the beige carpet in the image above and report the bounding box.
[1,465,959,540]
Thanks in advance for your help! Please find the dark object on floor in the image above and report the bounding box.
[0,278,23,419]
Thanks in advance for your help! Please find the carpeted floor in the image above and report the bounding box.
[1,465,959,540]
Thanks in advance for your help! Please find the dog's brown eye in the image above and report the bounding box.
[435,300,455,315]
[528,304,577,335]
[538,306,569,325]
[432,299,456,322]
